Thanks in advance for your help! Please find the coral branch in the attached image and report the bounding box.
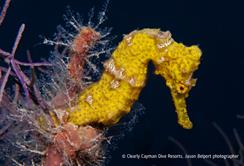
[15,142,46,155]
[0,48,11,57]
[15,60,52,67]
[0,0,11,26]
[0,67,11,102]
[11,24,25,56]
[237,115,244,119]
[168,136,192,166]
[7,24,31,99]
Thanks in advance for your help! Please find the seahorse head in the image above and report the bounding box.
[153,34,202,129]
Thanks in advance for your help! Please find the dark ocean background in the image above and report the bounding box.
[0,0,243,165]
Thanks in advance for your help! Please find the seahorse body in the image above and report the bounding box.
[67,29,201,129]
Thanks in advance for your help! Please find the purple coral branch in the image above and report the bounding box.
[0,66,16,77]
[0,67,11,102]
[0,0,11,26]
[9,24,31,99]
[11,24,25,56]
[15,60,52,67]
[27,50,49,110]
[0,0,51,104]
[13,83,20,103]
[0,48,11,57]
[1,49,52,67]
[0,22,52,104]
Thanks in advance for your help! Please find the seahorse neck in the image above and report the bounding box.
[103,29,173,88]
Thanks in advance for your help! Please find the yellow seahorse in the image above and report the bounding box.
[67,28,201,129]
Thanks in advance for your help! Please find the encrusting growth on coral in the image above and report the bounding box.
[44,123,103,166]
[68,27,101,82]
[68,28,201,129]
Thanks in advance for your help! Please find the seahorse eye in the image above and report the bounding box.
[176,83,188,94]
[180,86,184,91]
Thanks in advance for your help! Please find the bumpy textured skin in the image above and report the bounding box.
[67,29,201,129]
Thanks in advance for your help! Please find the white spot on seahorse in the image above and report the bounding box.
[85,95,93,105]
[110,79,120,89]
[157,56,165,64]
[157,31,174,49]
[128,77,136,86]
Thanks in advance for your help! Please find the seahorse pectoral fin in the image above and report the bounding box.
[171,91,193,129]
